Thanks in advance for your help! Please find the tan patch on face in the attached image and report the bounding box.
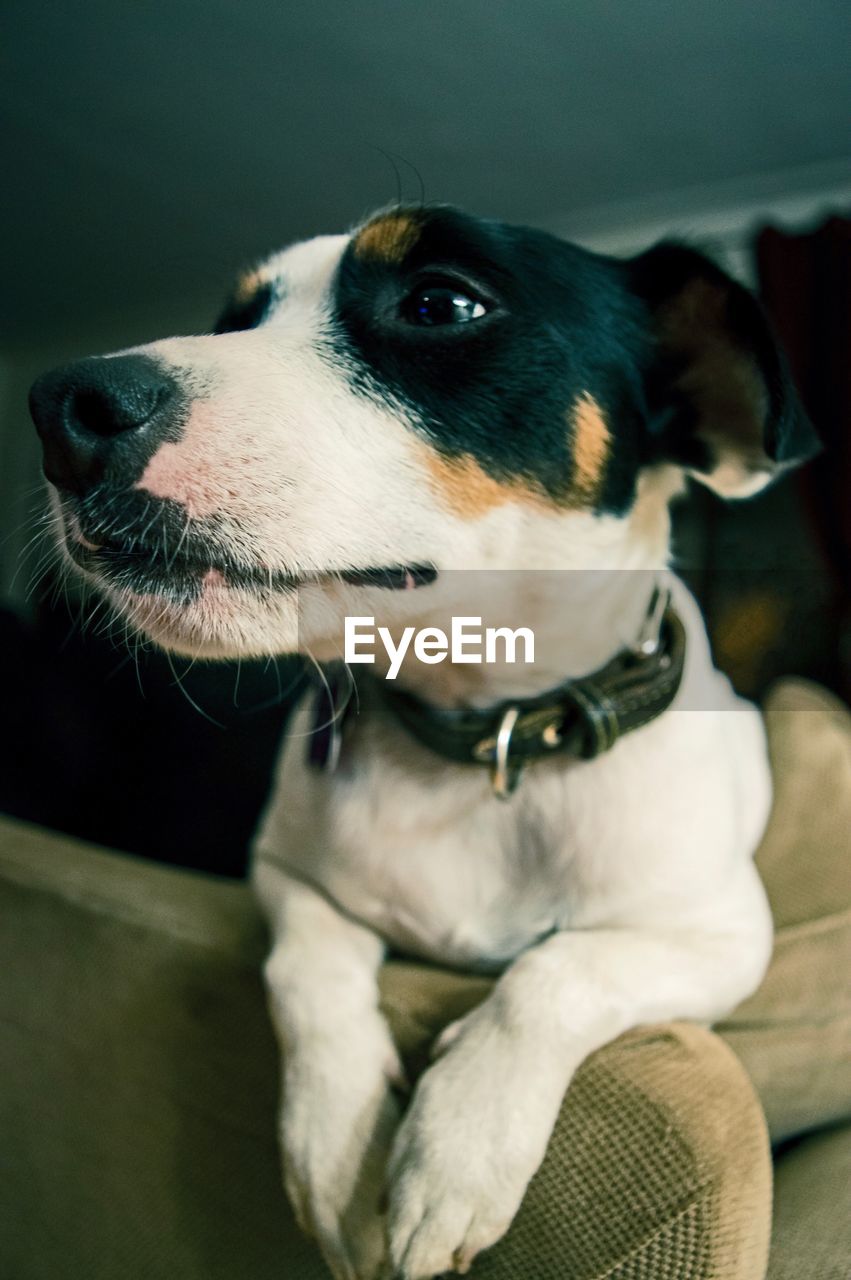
[569,393,611,503]
[353,213,421,264]
[233,268,272,305]
[423,450,554,519]
[422,394,612,519]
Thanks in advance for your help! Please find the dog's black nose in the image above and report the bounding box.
[29,354,179,494]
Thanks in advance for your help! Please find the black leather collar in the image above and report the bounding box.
[380,585,685,796]
[307,585,686,798]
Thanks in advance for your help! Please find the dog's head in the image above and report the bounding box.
[29,205,817,659]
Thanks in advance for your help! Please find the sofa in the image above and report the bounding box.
[1,679,849,1279]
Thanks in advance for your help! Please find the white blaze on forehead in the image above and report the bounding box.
[249,233,351,319]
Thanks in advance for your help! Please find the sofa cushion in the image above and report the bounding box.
[767,1122,851,1280]
[0,825,770,1280]
[719,679,851,1140]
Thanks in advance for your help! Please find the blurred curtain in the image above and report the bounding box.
[755,215,851,701]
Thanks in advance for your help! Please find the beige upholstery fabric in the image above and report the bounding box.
[721,679,851,1141]
[383,978,773,1280]
[0,828,305,1280]
[1,677,849,1278]
[767,1123,851,1280]
[0,827,773,1280]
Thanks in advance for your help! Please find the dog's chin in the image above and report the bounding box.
[76,553,439,661]
[100,574,301,660]
[56,504,439,660]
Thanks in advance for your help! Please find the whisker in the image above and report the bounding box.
[286,650,355,740]
[165,652,225,728]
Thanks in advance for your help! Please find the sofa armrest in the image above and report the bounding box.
[1,816,771,1280]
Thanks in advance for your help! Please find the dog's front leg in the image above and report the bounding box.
[387,897,771,1279]
[254,861,402,1280]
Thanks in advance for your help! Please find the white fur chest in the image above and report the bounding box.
[255,704,571,968]
[253,651,770,970]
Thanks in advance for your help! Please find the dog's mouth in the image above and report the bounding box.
[64,531,437,599]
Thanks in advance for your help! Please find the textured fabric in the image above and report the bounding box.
[754,678,851,931]
[0,828,321,1280]
[0,836,769,1280]
[478,1027,770,1279]
[720,679,851,1141]
[381,985,772,1280]
[767,1123,851,1280]
[1,677,850,1278]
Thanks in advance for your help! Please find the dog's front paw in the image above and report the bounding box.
[281,1029,405,1280]
[386,1009,563,1278]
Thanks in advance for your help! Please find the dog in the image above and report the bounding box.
[29,204,818,1280]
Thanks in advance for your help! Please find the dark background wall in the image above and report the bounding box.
[3,0,849,345]
[1,1,848,874]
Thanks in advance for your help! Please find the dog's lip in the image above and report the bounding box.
[338,565,438,590]
[65,532,437,593]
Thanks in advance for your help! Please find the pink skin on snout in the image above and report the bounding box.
[135,403,224,519]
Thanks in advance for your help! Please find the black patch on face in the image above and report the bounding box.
[214,280,276,334]
[331,206,650,514]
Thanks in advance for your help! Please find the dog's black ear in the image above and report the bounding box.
[628,242,820,496]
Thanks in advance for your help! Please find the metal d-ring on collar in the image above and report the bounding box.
[491,705,522,799]
[631,582,670,657]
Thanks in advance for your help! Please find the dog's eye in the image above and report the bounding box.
[401,284,488,327]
